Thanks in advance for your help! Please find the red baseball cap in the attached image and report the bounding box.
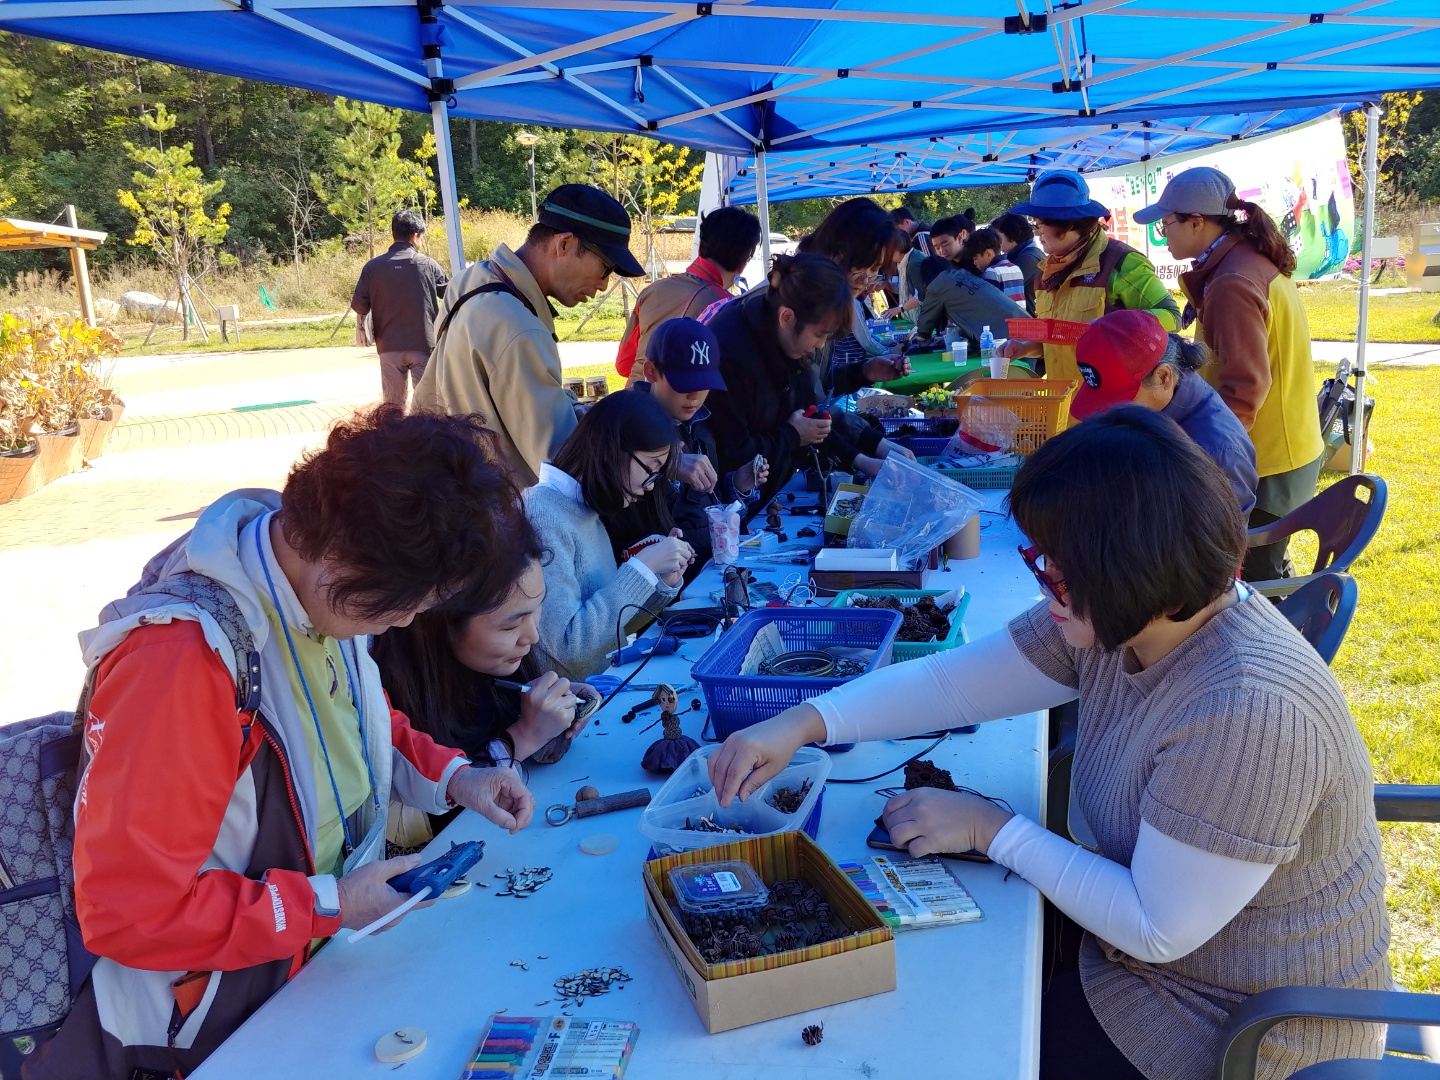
[1070,310,1170,421]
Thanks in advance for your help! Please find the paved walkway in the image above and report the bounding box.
[1311,341,1440,367]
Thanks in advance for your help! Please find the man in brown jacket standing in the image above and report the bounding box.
[412,185,644,487]
[351,210,449,406]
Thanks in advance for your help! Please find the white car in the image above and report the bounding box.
[735,233,799,293]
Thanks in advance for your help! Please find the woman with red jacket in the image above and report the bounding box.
[27,408,536,1080]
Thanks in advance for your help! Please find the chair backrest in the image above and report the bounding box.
[1246,475,1387,576]
[1276,572,1359,665]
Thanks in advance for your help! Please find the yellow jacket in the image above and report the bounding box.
[1180,235,1324,478]
[1034,230,1179,385]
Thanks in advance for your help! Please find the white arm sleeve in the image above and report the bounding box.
[813,626,1077,746]
[987,816,1276,964]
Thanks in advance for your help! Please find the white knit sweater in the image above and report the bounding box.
[525,468,679,680]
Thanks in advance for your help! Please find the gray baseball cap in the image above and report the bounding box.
[1132,167,1238,225]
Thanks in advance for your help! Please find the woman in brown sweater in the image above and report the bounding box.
[709,407,1389,1080]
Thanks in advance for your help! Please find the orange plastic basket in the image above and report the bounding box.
[950,378,1078,455]
[1005,317,1090,345]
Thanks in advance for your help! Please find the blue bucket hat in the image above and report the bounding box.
[1008,169,1110,220]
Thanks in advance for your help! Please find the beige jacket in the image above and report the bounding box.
[411,244,576,487]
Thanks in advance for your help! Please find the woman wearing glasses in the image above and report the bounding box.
[997,169,1180,384]
[525,390,691,679]
[794,197,914,402]
[708,407,1388,1080]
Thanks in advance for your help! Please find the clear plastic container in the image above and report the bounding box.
[638,744,832,857]
[668,860,769,919]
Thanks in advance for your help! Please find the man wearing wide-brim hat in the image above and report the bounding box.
[413,184,645,487]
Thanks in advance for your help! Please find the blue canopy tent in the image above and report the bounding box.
[714,106,1346,204]
[1,0,1437,275]
[1,0,1434,475]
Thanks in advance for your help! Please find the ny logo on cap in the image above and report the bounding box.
[691,340,711,366]
[1078,362,1101,389]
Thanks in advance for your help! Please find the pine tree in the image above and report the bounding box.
[312,98,433,259]
[116,103,231,340]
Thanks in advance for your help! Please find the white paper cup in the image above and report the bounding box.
[988,354,1007,379]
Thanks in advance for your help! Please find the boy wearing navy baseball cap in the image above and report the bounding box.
[634,318,767,563]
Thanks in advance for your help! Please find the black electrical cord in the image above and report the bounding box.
[825,732,950,785]
[806,575,925,597]
[596,604,724,715]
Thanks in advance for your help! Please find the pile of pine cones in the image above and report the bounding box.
[851,593,951,643]
[682,878,841,964]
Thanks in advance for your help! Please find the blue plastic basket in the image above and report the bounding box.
[893,436,952,456]
[692,607,903,739]
[879,415,958,436]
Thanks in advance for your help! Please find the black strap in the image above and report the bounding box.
[435,278,554,343]
[73,572,263,730]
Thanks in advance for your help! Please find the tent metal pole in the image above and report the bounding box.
[1351,100,1378,476]
[755,149,771,271]
[424,25,466,275]
[430,97,465,273]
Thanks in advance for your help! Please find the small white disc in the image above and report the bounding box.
[579,833,620,856]
[440,877,472,899]
[376,1027,427,1064]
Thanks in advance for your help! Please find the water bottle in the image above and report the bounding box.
[979,325,1002,379]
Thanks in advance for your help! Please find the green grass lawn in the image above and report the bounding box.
[1298,284,1440,343]
[1297,364,1440,992]
[118,319,345,356]
[119,309,629,356]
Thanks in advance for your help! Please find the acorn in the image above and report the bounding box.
[576,785,600,802]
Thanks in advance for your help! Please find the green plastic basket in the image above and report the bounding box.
[918,455,1020,490]
[829,589,971,663]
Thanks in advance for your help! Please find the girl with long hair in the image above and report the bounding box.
[705,252,903,506]
[370,515,591,771]
[525,389,691,679]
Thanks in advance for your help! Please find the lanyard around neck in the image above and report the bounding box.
[254,520,381,860]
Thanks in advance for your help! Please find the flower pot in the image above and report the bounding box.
[79,397,126,461]
[31,424,83,491]
[0,443,39,504]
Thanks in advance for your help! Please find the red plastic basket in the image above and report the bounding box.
[1005,317,1090,345]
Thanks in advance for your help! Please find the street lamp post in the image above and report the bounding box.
[516,131,540,222]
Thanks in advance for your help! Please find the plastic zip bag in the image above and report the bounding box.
[845,455,986,569]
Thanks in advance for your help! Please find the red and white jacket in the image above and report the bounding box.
[24,491,469,1080]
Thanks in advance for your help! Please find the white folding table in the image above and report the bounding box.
[194,490,1048,1080]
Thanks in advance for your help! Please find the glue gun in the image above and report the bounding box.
[608,634,681,666]
[388,840,485,896]
[803,405,831,421]
[347,840,485,943]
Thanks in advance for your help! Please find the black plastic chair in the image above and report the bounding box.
[1247,475,1388,598]
[1215,784,1440,1078]
[1276,573,1360,665]
[1287,1060,1440,1079]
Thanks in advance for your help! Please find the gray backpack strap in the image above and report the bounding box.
[73,573,263,729]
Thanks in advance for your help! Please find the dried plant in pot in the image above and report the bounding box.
[0,309,124,500]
